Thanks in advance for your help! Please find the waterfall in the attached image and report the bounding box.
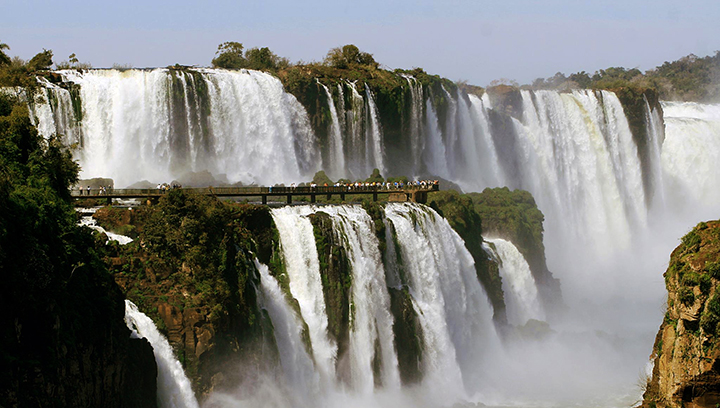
[255,259,319,400]
[270,206,337,384]
[401,75,424,175]
[644,96,666,209]
[124,300,200,408]
[345,81,367,179]
[660,101,720,212]
[319,206,400,393]
[384,203,500,402]
[512,90,645,257]
[482,238,544,326]
[40,68,317,187]
[319,81,345,180]
[365,84,386,176]
[423,98,450,179]
[79,213,134,245]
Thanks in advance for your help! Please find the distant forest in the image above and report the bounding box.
[1,40,719,102]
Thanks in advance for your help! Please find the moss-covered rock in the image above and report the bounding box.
[644,221,720,408]
[468,187,562,312]
[102,191,278,397]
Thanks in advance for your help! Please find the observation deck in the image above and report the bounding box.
[71,183,439,205]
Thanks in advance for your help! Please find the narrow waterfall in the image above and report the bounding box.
[660,101,720,212]
[467,94,506,187]
[384,203,500,401]
[423,98,450,179]
[482,238,544,326]
[270,206,337,384]
[124,300,200,408]
[255,259,319,399]
[319,81,345,180]
[644,96,666,209]
[345,81,367,179]
[364,84,386,175]
[402,75,424,175]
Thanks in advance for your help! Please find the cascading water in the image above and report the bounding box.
[255,259,319,401]
[35,68,318,187]
[364,84,386,176]
[318,81,345,180]
[319,206,400,393]
[270,206,338,385]
[124,300,200,408]
[384,203,501,402]
[482,238,544,326]
[660,101,720,213]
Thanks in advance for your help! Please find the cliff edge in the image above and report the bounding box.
[644,220,720,407]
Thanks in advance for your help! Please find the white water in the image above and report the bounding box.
[661,101,720,212]
[482,238,544,326]
[255,259,319,401]
[384,203,500,404]
[79,213,134,245]
[124,300,200,408]
[270,206,337,385]
[319,81,345,180]
[40,69,317,187]
[319,206,400,393]
[365,84,386,176]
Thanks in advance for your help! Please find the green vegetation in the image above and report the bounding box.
[211,41,289,71]
[0,41,10,66]
[0,89,153,405]
[324,44,378,70]
[528,51,720,102]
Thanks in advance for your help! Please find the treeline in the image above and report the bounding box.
[529,51,720,102]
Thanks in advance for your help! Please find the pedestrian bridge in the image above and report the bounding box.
[72,184,440,205]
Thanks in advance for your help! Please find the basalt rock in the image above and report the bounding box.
[643,220,720,408]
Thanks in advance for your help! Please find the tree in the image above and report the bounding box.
[0,41,10,66]
[27,49,53,71]
[324,44,378,69]
[211,42,246,69]
[245,47,289,71]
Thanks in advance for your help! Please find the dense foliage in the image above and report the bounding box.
[211,41,289,71]
[528,51,720,102]
[0,90,155,406]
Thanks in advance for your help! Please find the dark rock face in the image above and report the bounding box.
[644,221,720,408]
[0,284,157,408]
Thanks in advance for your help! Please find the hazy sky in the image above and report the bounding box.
[2,0,719,86]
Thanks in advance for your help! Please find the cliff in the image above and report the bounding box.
[644,220,720,407]
[98,191,277,398]
[0,95,157,408]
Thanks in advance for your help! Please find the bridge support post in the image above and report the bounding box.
[326,194,332,201]
[287,194,292,205]
[340,193,345,201]
[373,192,378,202]
[262,195,267,205]
[310,194,316,203]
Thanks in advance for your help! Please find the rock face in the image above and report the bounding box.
[644,220,720,407]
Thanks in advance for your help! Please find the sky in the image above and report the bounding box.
[2,0,719,86]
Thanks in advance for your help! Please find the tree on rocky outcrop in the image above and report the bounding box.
[324,44,379,70]
[0,41,10,66]
[212,41,246,69]
[26,49,53,71]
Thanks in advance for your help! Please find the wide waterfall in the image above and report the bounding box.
[27,69,720,406]
[261,203,502,407]
[36,69,317,187]
[124,300,200,408]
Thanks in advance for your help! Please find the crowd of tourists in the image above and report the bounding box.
[77,185,113,196]
[278,179,439,191]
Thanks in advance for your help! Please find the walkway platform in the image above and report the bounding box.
[72,184,439,205]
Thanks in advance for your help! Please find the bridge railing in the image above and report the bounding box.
[70,183,439,197]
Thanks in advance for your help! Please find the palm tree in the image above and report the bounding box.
[0,41,10,66]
